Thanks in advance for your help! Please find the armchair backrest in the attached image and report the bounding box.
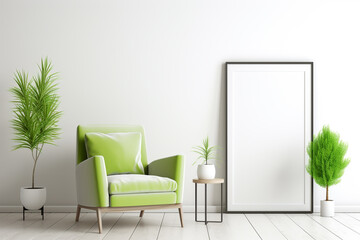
[77,125,148,171]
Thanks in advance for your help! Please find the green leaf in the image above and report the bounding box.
[306,125,350,199]
[10,57,62,156]
[192,136,219,165]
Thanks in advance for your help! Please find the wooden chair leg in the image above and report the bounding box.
[96,208,103,234]
[75,205,81,222]
[178,207,184,227]
[139,210,144,217]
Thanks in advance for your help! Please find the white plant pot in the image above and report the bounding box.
[20,187,46,210]
[197,164,216,179]
[320,200,335,217]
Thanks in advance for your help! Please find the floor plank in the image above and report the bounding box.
[0,213,24,233]
[309,213,360,240]
[246,214,287,240]
[130,213,164,240]
[207,213,260,240]
[348,213,360,221]
[9,213,67,240]
[0,213,42,239]
[54,213,98,240]
[35,213,79,240]
[333,213,360,234]
[79,213,122,239]
[3,212,360,239]
[288,214,340,240]
[158,213,208,240]
[0,213,11,220]
[104,213,141,240]
[267,214,313,240]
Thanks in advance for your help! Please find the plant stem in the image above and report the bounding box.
[326,185,329,201]
[31,150,36,162]
[31,146,41,189]
[32,159,38,189]
[36,143,44,160]
[31,143,44,188]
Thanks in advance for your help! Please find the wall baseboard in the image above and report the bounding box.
[0,205,221,213]
[2,205,360,213]
[313,205,360,213]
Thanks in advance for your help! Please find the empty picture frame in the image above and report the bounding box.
[226,62,313,212]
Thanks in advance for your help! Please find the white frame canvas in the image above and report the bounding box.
[226,62,313,212]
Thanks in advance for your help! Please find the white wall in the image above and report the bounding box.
[0,0,359,212]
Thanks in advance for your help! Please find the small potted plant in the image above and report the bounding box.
[306,126,350,217]
[10,58,62,211]
[193,137,218,179]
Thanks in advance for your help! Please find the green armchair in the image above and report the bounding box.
[75,125,185,233]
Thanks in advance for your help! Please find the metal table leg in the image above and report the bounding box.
[194,183,223,224]
[221,183,223,222]
[195,183,197,221]
[205,183,207,224]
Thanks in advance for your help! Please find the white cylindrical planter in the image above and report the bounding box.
[320,200,335,217]
[20,187,46,210]
[197,164,216,179]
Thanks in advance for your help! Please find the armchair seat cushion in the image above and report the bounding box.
[110,192,176,207]
[108,174,177,195]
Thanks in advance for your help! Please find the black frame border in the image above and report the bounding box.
[225,62,314,214]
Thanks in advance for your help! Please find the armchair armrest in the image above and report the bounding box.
[76,156,109,207]
[148,155,185,203]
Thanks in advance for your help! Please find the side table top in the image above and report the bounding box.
[193,178,224,184]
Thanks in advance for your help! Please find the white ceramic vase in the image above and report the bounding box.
[197,164,216,179]
[20,187,46,210]
[320,200,334,217]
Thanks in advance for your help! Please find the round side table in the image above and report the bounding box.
[193,178,224,224]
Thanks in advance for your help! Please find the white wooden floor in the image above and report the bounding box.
[2,212,360,240]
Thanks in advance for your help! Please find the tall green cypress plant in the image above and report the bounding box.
[10,58,62,189]
[306,126,350,201]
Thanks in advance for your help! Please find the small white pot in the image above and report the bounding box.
[320,200,335,217]
[197,164,216,179]
[20,187,46,210]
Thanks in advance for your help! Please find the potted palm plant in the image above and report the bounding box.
[10,58,62,210]
[306,126,350,217]
[193,137,218,179]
